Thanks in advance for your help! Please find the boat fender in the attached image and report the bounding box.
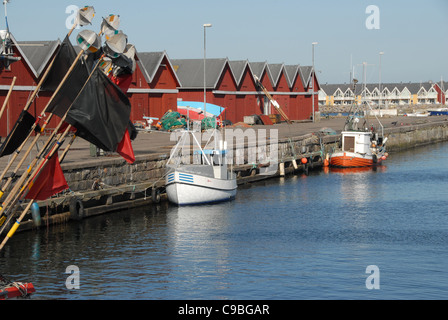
[31,202,42,228]
[323,153,330,167]
[372,154,378,164]
[292,160,299,170]
[69,197,85,221]
[151,188,161,204]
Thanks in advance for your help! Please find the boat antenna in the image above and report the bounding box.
[3,0,10,33]
[1,0,14,62]
[344,78,359,131]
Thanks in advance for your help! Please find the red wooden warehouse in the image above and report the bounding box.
[1,32,320,142]
[130,51,181,121]
[0,35,60,137]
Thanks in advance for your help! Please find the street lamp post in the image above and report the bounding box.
[203,23,212,119]
[312,42,318,123]
[379,52,384,109]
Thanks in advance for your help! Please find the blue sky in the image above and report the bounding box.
[4,0,448,84]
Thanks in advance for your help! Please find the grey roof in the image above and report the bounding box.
[228,60,248,86]
[320,82,441,96]
[248,62,267,80]
[136,51,181,86]
[9,33,324,92]
[13,35,60,78]
[320,84,351,95]
[267,63,284,87]
[172,58,315,91]
[171,58,228,89]
[230,61,303,89]
[284,65,301,88]
[299,66,313,88]
[137,52,164,84]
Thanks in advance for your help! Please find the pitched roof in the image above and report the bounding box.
[320,84,352,95]
[137,51,181,86]
[320,82,441,96]
[299,66,313,88]
[228,60,248,86]
[14,35,60,78]
[248,62,267,80]
[267,63,284,87]
[284,65,301,88]
[171,58,228,89]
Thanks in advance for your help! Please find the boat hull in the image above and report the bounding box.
[429,111,448,116]
[166,171,237,206]
[330,152,380,168]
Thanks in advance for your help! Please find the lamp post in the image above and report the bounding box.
[379,51,384,109]
[203,23,212,119]
[312,42,318,122]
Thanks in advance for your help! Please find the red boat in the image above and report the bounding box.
[328,78,389,169]
[330,131,388,168]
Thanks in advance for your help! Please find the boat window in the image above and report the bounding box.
[344,136,355,152]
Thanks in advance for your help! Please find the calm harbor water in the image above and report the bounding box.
[1,142,448,300]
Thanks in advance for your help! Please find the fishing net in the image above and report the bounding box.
[161,111,186,131]
[201,117,217,131]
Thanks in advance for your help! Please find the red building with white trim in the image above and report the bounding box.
[172,58,320,124]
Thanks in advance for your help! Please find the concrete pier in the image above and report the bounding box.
[1,115,447,232]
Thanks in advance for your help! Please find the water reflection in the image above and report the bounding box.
[1,143,448,299]
[330,166,387,205]
[1,203,176,299]
[166,202,236,297]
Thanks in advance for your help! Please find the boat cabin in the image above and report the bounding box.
[198,142,231,180]
[342,131,373,156]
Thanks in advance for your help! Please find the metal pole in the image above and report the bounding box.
[363,62,366,99]
[312,42,318,123]
[203,24,212,120]
[379,52,384,109]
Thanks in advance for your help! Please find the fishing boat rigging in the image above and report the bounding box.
[0,0,20,69]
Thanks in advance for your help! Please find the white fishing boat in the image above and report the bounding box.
[165,126,237,206]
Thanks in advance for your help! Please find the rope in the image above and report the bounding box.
[288,138,297,159]
[0,274,29,298]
